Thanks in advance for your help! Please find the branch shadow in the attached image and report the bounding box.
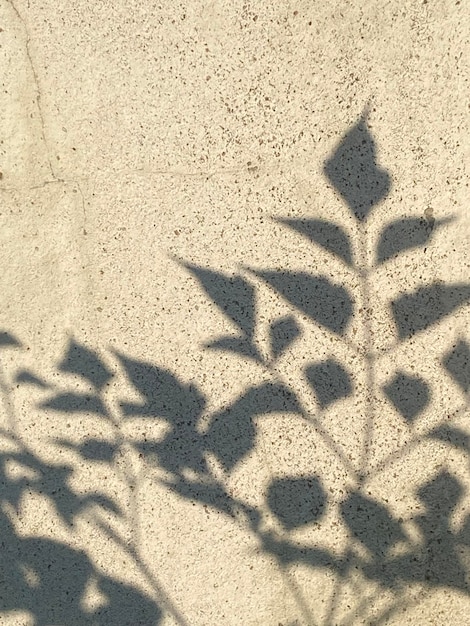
[2,111,470,625]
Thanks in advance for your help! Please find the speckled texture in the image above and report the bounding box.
[0,1,469,624]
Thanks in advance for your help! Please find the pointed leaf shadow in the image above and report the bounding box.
[59,339,113,390]
[183,263,256,337]
[278,218,353,266]
[267,475,327,530]
[260,531,341,572]
[376,217,452,265]
[270,315,301,361]
[305,359,353,408]
[383,371,430,423]
[428,425,470,455]
[163,477,235,517]
[205,382,300,471]
[253,271,353,335]
[15,370,50,388]
[392,283,470,339]
[205,335,261,361]
[0,331,21,348]
[323,110,391,221]
[116,353,206,420]
[443,340,470,393]
[341,492,406,558]
[56,438,117,462]
[183,263,262,361]
[41,392,107,416]
[116,353,207,473]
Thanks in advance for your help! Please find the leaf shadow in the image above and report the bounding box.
[392,283,470,340]
[2,111,469,626]
[277,218,354,267]
[182,262,262,362]
[362,471,470,592]
[0,508,162,625]
[115,352,208,475]
[305,359,353,409]
[252,270,354,336]
[323,108,391,222]
[0,441,160,624]
[376,216,453,265]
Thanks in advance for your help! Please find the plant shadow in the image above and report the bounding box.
[2,111,470,625]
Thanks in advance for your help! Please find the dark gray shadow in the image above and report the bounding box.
[323,110,390,221]
[0,331,21,347]
[41,392,107,415]
[3,111,469,626]
[183,263,262,361]
[0,437,159,624]
[267,475,326,530]
[428,425,470,455]
[115,353,208,475]
[277,218,354,266]
[0,510,161,625]
[305,359,353,408]
[376,216,451,265]
[383,372,430,423]
[341,492,406,559]
[204,382,300,471]
[363,472,470,592]
[443,340,470,393]
[253,271,354,336]
[392,283,470,340]
[59,339,113,390]
[269,315,301,361]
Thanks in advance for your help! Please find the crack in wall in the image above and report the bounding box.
[7,0,58,183]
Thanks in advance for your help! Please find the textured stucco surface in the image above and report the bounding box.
[0,1,469,624]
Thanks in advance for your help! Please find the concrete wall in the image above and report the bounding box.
[0,1,469,624]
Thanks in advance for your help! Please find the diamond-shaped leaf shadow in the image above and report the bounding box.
[306,359,353,408]
[267,476,327,530]
[443,340,470,393]
[323,110,391,222]
[383,372,430,423]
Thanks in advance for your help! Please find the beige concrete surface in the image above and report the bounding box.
[0,0,469,624]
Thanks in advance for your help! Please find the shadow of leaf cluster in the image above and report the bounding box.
[1,111,470,625]
[0,339,162,625]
